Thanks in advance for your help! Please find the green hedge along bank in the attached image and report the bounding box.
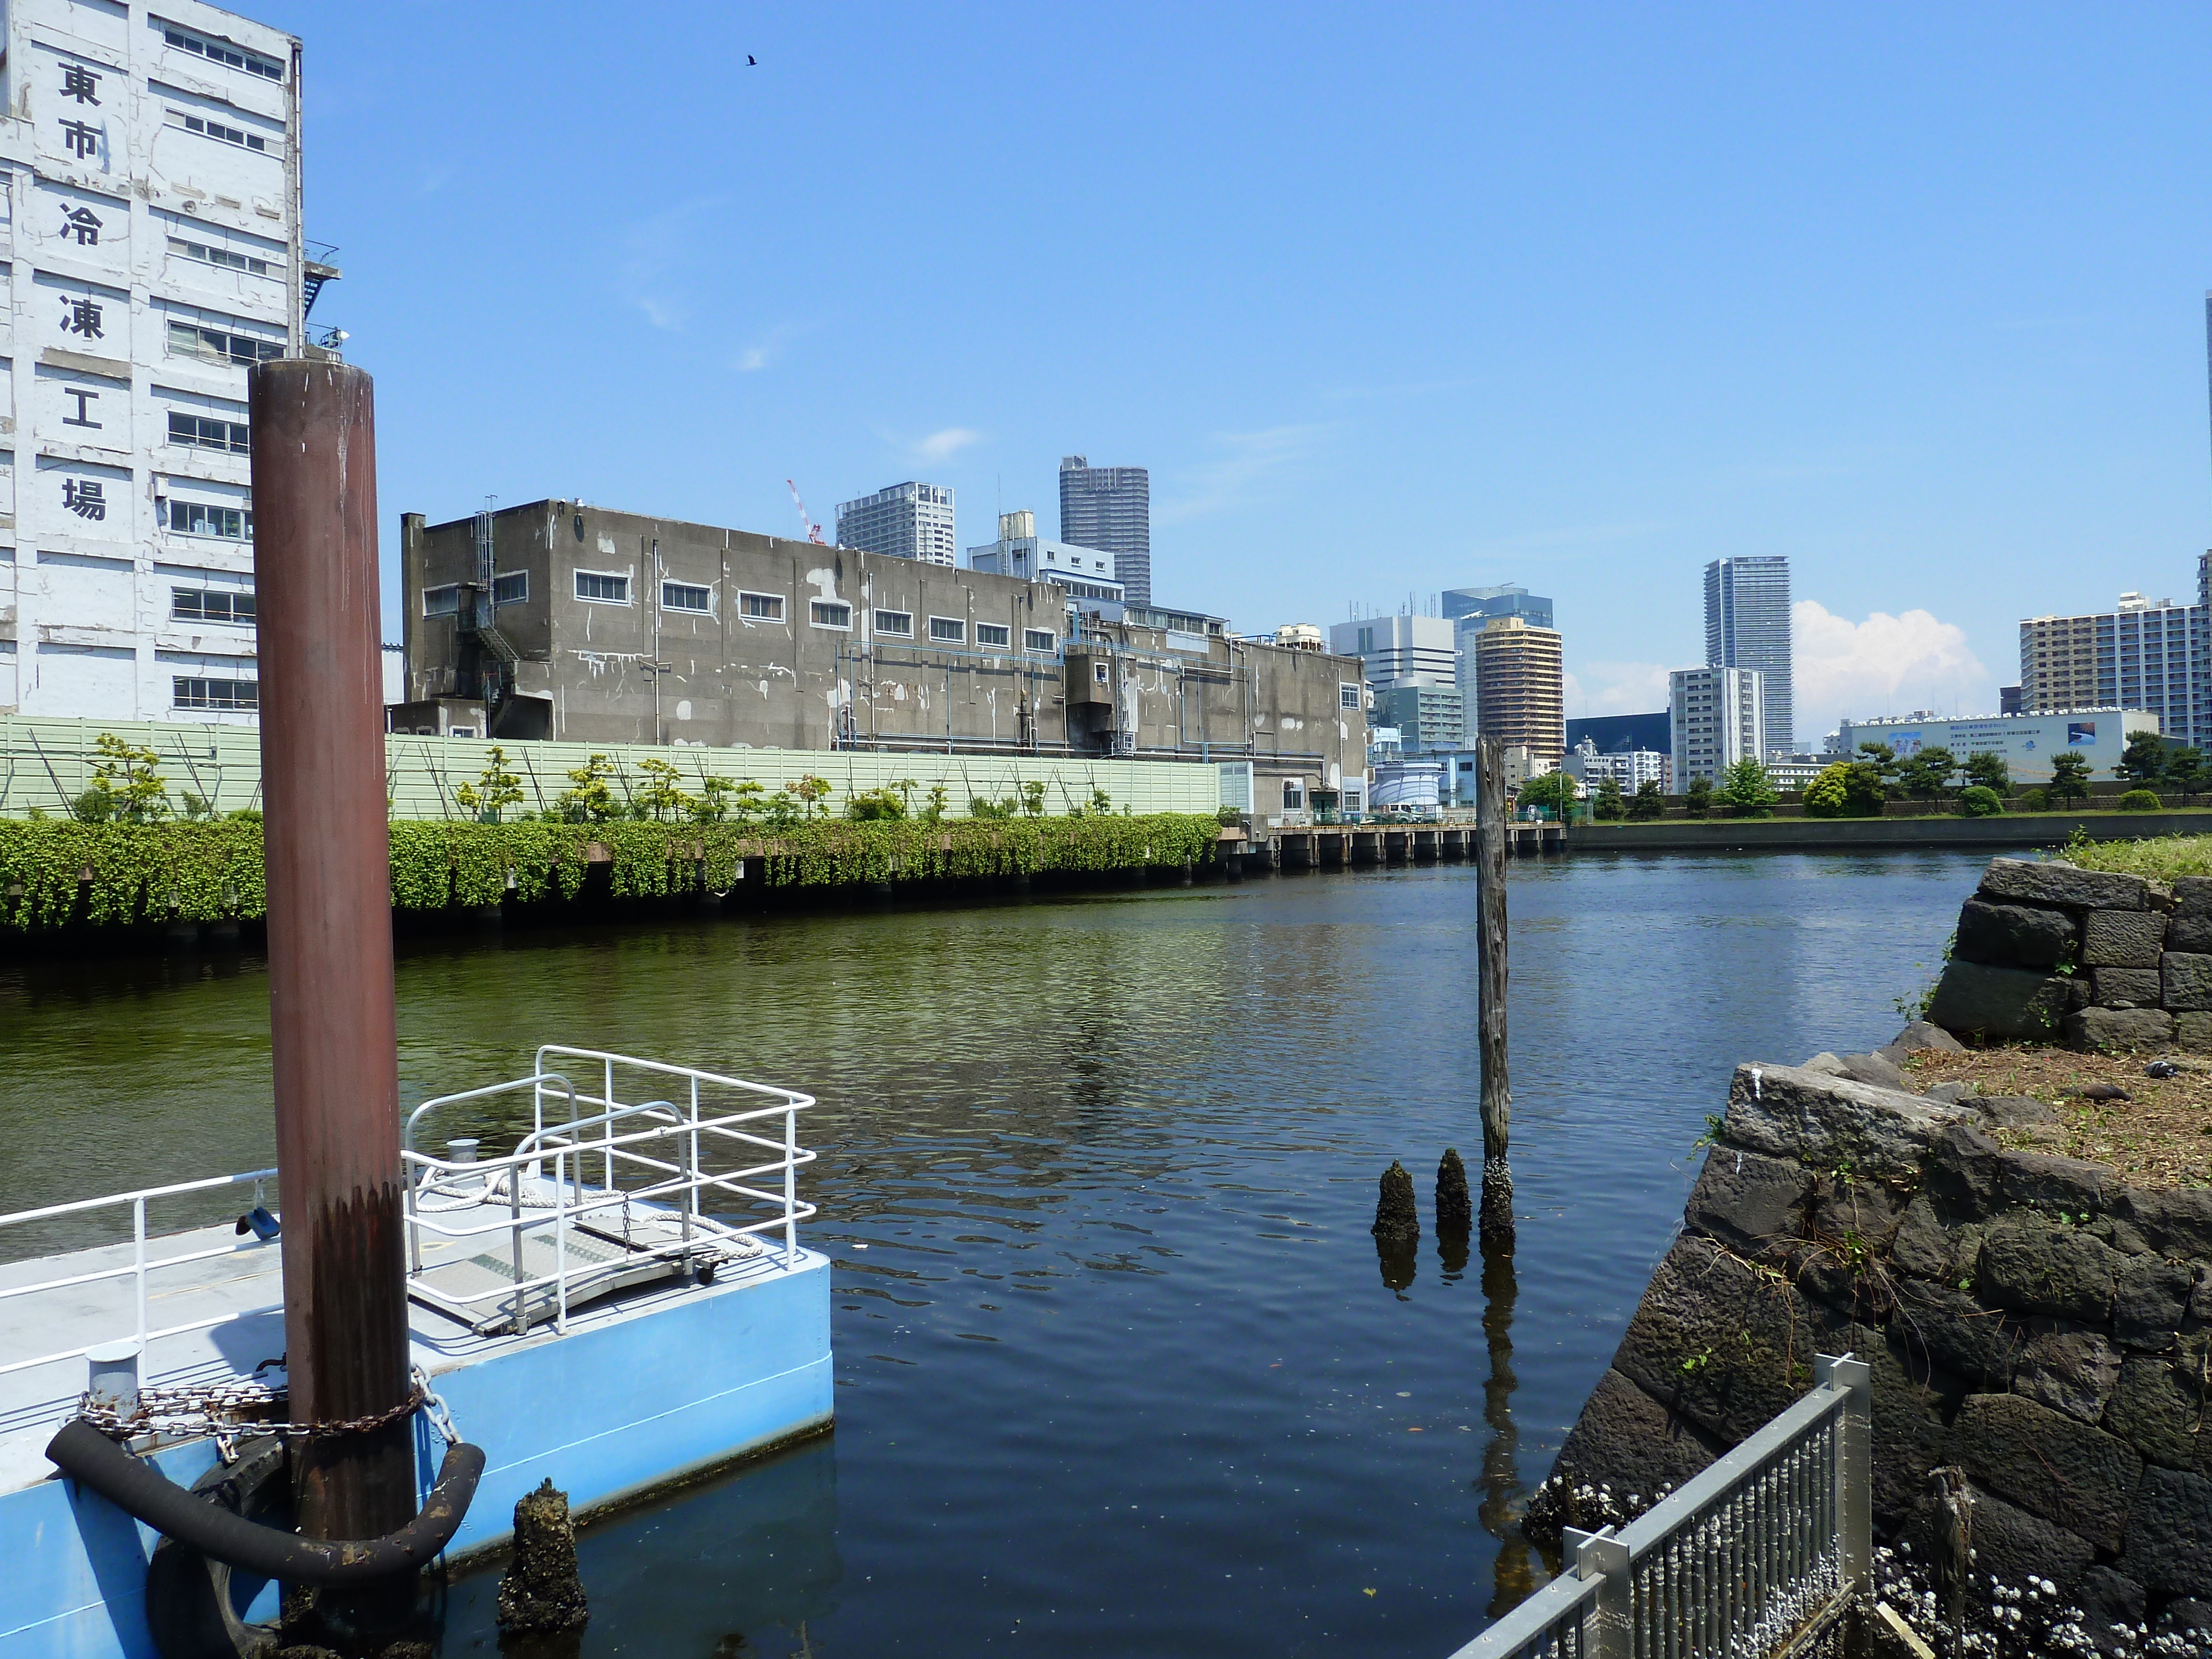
[0,813,1229,934]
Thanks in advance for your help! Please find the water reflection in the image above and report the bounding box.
[441,1436,842,1658]
[1478,1239,1536,1619]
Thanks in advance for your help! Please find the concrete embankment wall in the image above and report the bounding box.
[1531,858,2212,1652]
[0,714,1223,820]
[1570,813,2211,853]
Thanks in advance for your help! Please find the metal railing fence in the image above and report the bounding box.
[400,1046,817,1334]
[0,1168,283,1384]
[1450,1354,1872,1659]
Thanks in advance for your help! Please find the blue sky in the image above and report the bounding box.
[274,2,2212,740]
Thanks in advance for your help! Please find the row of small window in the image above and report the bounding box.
[174,675,257,709]
[169,319,284,366]
[169,236,275,279]
[169,411,251,453]
[172,587,254,624]
[174,112,269,153]
[163,25,286,81]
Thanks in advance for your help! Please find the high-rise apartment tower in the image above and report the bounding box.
[1671,666,1766,784]
[836,481,955,567]
[1,0,316,724]
[2018,564,2210,747]
[1704,556,1793,757]
[1472,615,1566,763]
[1058,456,1150,608]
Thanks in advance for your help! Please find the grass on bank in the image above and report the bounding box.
[2057,831,2212,880]
[1904,1048,2212,1190]
[0,813,1228,930]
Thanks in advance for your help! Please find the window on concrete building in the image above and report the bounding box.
[975,623,1009,647]
[493,572,528,606]
[1024,628,1057,652]
[1093,660,1109,684]
[166,500,251,540]
[1340,682,1359,709]
[170,110,270,153]
[664,581,713,613]
[172,587,254,624]
[161,23,286,80]
[874,609,913,637]
[422,585,459,617]
[167,236,272,278]
[575,571,629,604]
[928,617,964,644]
[168,411,250,453]
[173,675,257,710]
[737,591,783,620]
[810,601,852,629]
[1282,781,1305,810]
[167,319,284,367]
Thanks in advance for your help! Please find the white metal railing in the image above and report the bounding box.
[400,1046,816,1335]
[1451,1354,1872,1659]
[0,1168,283,1384]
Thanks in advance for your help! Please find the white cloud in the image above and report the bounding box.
[1791,600,1992,738]
[1563,660,1673,718]
[616,196,724,332]
[735,320,805,373]
[1156,424,1339,524]
[915,427,982,462]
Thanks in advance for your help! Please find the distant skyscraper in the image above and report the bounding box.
[1704,557,1794,757]
[1444,585,1555,724]
[1059,456,1151,607]
[1671,666,1766,784]
[836,482,956,566]
[1472,616,1566,763]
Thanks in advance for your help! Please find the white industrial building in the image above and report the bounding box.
[836,480,956,567]
[1563,737,1668,795]
[0,0,324,726]
[1834,708,2161,785]
[1670,665,1766,784]
[966,509,1124,615]
[1329,613,1456,684]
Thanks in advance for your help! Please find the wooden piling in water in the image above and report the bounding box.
[1474,737,1514,1250]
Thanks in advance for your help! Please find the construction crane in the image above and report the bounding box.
[785,479,828,546]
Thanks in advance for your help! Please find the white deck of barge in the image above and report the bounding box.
[0,1204,799,1496]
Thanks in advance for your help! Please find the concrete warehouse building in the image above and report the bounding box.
[0,0,326,725]
[398,499,1369,807]
[1834,708,2159,784]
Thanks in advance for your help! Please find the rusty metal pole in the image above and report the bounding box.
[251,362,416,1614]
[1474,735,1515,1251]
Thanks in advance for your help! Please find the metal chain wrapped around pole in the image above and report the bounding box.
[1475,735,1515,1250]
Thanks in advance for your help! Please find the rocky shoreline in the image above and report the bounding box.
[1526,857,2212,1657]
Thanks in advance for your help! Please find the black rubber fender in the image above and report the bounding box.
[47,1418,484,1585]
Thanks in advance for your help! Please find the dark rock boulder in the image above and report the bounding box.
[2107,1186,2212,1260]
[1609,1235,1850,1447]
[2104,1355,2212,1475]
[2072,1566,2149,1658]
[1953,1483,2099,1600]
[1953,1392,2141,1551]
[1890,1194,1983,1285]
[2113,1254,2193,1352]
[1926,960,2070,1042]
[1925,1123,2008,1219]
[2117,1465,2212,1599]
[1890,1019,1967,1054]
[1892,1277,2024,1388]
[2171,875,2212,915]
[1993,1148,2112,1215]
[2168,912,2212,954]
[2091,965,2162,1008]
[2011,1320,2121,1423]
[1724,1064,1973,1182]
[2164,951,2212,1011]
[2064,1005,2174,1052]
[1979,1218,2119,1322]
[1683,1147,1807,1253]
[2083,909,2167,967]
[1955,899,2078,969]
[1530,1367,1720,1533]
[1979,857,2147,912]
[1834,1051,1911,1092]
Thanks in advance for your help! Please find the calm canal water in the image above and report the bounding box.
[0,849,1994,1656]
